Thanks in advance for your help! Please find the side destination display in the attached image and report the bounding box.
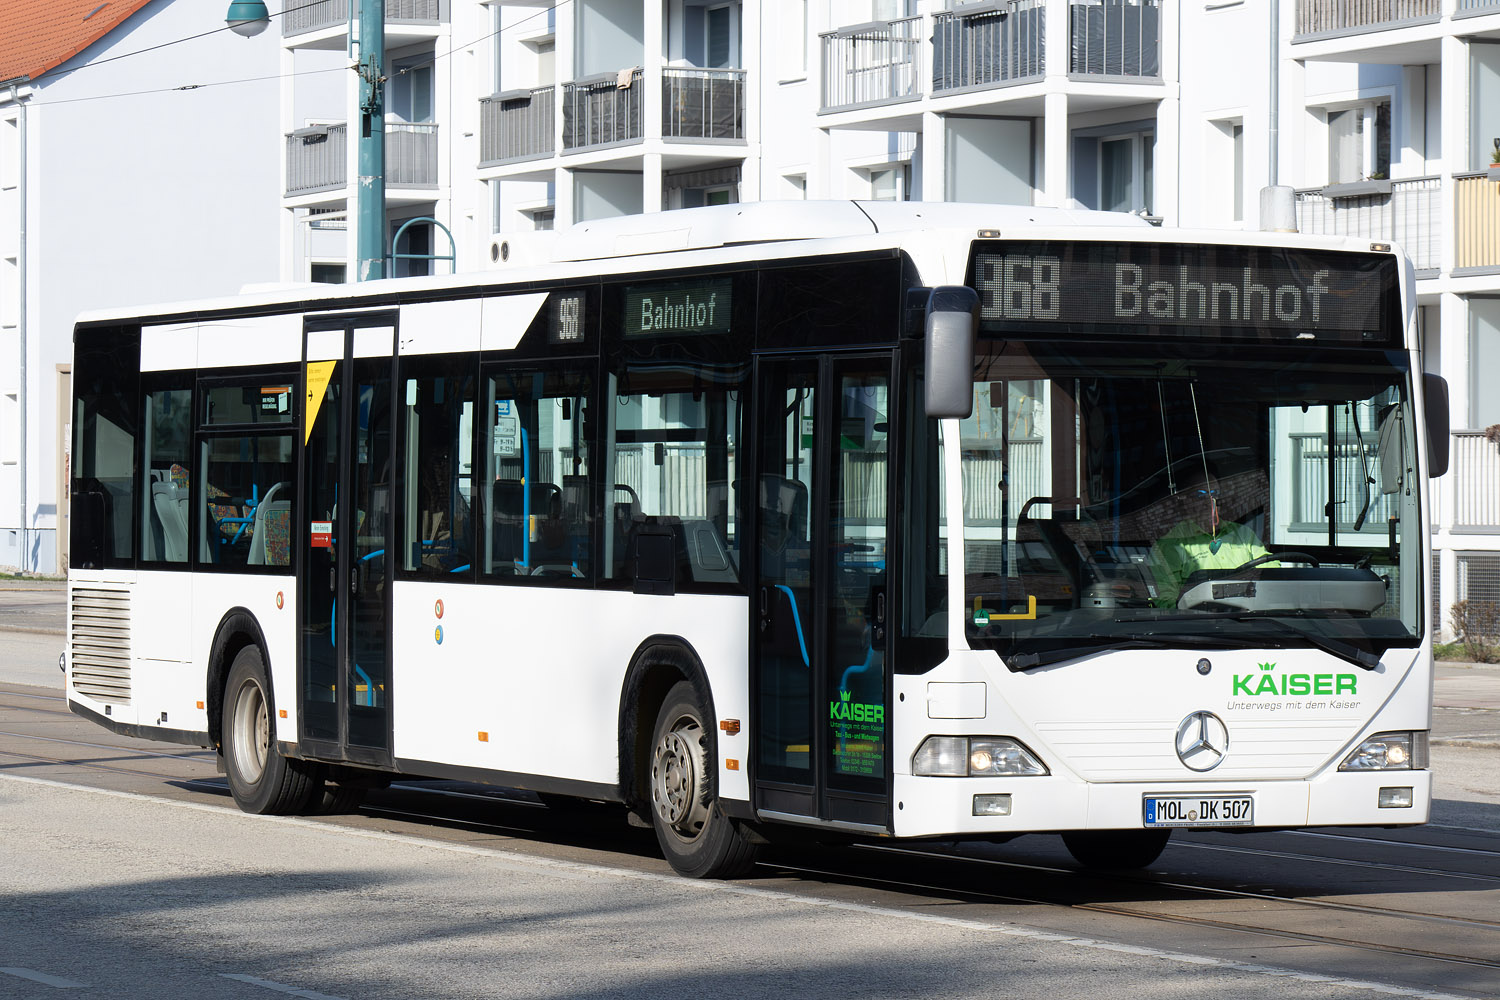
[969,241,1399,344]
[624,279,733,338]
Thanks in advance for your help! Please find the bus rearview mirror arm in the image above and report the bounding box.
[925,286,979,419]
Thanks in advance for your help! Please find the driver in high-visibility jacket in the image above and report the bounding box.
[1149,468,1274,608]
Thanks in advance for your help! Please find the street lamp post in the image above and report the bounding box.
[227,0,386,281]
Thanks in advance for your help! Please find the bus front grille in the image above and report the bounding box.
[70,585,132,705]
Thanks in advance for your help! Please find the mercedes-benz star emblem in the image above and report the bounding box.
[1175,711,1229,772]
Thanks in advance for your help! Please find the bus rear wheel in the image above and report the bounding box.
[223,645,318,815]
[1061,829,1171,870]
[648,681,759,879]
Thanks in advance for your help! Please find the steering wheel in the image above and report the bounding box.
[1233,551,1320,572]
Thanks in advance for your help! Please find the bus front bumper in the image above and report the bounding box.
[888,769,1432,839]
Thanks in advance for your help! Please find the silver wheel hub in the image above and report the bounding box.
[230,678,269,785]
[651,714,709,839]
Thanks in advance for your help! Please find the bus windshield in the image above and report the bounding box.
[953,342,1423,669]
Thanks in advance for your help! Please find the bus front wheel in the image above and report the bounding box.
[223,645,318,815]
[648,680,759,879]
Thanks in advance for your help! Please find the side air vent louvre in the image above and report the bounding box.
[70,585,132,705]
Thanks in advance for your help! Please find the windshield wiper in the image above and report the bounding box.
[1123,612,1382,670]
[1005,633,1257,672]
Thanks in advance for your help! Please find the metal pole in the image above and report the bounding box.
[1268,0,1279,186]
[357,0,386,281]
[10,81,27,572]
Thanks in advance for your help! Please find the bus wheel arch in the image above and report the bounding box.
[618,636,712,817]
[206,609,271,752]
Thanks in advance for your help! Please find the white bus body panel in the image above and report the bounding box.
[391,581,751,801]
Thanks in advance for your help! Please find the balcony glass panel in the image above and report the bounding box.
[563,71,643,150]
[1295,177,1442,272]
[1295,0,1440,38]
[932,2,1043,93]
[1069,0,1159,78]
[480,88,556,165]
[1455,173,1500,271]
[664,69,746,140]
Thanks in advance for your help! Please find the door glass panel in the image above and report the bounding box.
[302,361,340,743]
[757,365,816,785]
[349,361,391,749]
[827,368,888,786]
[1100,138,1132,213]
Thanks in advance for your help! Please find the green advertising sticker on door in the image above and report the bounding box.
[830,689,885,777]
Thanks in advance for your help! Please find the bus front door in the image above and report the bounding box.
[754,354,893,832]
[299,316,396,767]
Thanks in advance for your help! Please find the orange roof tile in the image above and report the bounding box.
[0,0,156,85]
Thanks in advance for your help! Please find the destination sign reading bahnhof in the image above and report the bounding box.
[969,241,1399,343]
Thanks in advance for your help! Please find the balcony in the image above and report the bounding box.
[821,17,924,111]
[1294,176,1441,273]
[563,70,643,150]
[931,4,1042,95]
[1455,172,1500,270]
[480,88,556,166]
[1452,432,1500,531]
[663,68,746,141]
[821,0,1159,114]
[285,122,438,196]
[1293,0,1440,40]
[281,0,441,37]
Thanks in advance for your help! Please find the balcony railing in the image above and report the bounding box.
[286,124,347,195]
[1289,433,1399,533]
[285,121,438,195]
[1455,172,1500,270]
[480,88,555,165]
[1294,176,1441,273]
[1294,0,1440,38]
[563,70,643,150]
[932,2,1044,94]
[663,68,746,140]
[1070,0,1160,78]
[388,122,438,186]
[821,17,924,111]
[1453,432,1500,531]
[281,0,441,37]
[1457,0,1500,12]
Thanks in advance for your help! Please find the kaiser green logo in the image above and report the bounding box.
[830,690,884,724]
[1233,661,1357,697]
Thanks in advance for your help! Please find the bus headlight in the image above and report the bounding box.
[1339,731,1428,771]
[912,736,1048,777]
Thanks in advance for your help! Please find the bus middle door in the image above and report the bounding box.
[753,353,894,833]
[300,315,396,767]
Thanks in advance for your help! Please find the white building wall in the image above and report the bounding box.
[0,1,281,573]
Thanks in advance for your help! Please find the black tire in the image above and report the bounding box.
[222,645,318,815]
[648,680,759,879]
[1061,829,1172,870]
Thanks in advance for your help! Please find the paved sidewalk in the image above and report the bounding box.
[1432,661,1500,748]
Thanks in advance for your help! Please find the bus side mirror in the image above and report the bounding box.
[925,286,978,419]
[1423,373,1449,479]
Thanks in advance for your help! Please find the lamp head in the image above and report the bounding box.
[226,0,271,38]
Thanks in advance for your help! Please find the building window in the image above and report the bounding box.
[529,208,555,230]
[1326,101,1390,184]
[1099,131,1153,215]
[310,263,346,284]
[392,221,433,278]
[868,164,912,201]
[784,173,807,198]
[388,56,434,123]
[1469,298,1500,430]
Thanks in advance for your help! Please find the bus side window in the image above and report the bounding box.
[400,365,475,577]
[140,385,193,564]
[482,367,593,582]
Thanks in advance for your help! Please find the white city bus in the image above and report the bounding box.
[67,201,1449,877]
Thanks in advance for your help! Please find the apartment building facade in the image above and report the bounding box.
[1,0,1496,630]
